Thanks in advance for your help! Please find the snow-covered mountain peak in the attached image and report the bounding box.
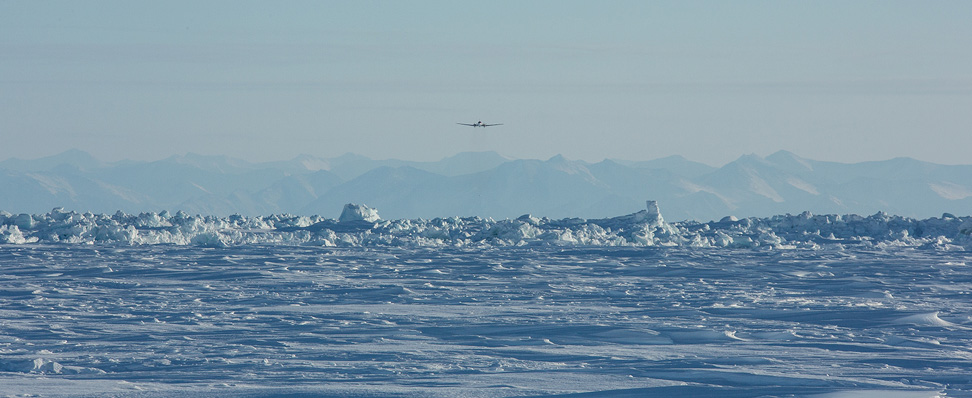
[292,154,331,171]
[766,150,815,172]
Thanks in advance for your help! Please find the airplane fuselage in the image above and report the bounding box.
[458,121,502,127]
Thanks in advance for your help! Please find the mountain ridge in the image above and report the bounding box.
[2,150,970,221]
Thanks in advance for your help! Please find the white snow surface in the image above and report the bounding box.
[1,244,970,396]
[2,203,972,396]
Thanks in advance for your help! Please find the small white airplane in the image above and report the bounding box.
[457,121,503,127]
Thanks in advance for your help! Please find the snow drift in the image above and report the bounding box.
[2,201,970,250]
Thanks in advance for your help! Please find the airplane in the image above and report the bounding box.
[457,121,503,127]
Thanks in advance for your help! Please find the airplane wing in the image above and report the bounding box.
[457,123,477,126]
[482,123,503,127]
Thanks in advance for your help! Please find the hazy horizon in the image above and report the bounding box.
[4,145,970,221]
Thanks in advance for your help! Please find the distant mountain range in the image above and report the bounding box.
[2,150,970,221]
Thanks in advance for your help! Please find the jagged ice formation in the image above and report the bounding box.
[2,201,971,250]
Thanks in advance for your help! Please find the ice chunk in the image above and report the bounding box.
[0,225,35,244]
[339,203,381,223]
[645,200,664,224]
[0,358,63,374]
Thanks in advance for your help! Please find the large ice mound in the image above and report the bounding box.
[338,203,381,222]
[1,202,970,249]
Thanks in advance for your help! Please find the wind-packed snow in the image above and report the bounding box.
[2,202,972,396]
[1,201,970,250]
[1,243,970,396]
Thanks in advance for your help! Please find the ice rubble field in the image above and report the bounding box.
[2,201,971,250]
[1,205,972,397]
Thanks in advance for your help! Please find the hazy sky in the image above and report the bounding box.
[2,1,971,166]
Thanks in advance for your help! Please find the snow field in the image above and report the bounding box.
[1,244,970,396]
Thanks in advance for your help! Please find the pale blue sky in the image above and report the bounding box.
[2,1,971,165]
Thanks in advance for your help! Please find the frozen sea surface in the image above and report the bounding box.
[1,245,970,397]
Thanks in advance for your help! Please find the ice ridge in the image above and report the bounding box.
[1,202,970,249]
